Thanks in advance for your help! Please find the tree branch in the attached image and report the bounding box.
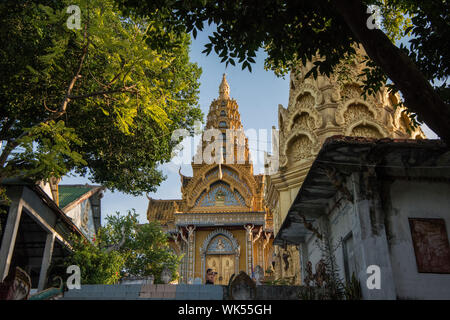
[67,85,138,100]
[0,140,18,169]
[334,0,450,144]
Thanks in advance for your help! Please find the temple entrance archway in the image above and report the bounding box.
[200,229,240,284]
[206,254,235,285]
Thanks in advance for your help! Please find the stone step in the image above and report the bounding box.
[61,284,224,300]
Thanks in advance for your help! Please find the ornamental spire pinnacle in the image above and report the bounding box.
[219,73,230,100]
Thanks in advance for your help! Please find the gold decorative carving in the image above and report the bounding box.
[343,104,375,123]
[336,99,379,126]
[288,135,313,163]
[351,124,383,138]
[265,45,427,285]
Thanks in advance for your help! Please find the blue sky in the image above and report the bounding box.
[61,27,439,225]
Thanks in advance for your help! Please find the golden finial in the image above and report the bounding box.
[219,73,230,100]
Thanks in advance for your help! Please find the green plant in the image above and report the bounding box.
[63,210,181,284]
[264,278,289,286]
[0,0,202,194]
[65,230,125,285]
[344,273,362,300]
[314,229,345,299]
[300,234,362,299]
[100,210,182,283]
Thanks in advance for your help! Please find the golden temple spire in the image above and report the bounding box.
[219,73,230,100]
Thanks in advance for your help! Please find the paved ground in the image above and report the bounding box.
[61,284,224,300]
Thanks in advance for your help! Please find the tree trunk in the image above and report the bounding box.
[334,0,450,145]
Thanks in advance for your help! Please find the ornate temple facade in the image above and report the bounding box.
[147,75,274,285]
[264,47,425,284]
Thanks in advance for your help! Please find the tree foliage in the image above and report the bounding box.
[65,230,125,285]
[101,210,181,282]
[64,210,180,284]
[0,0,202,194]
[116,0,450,143]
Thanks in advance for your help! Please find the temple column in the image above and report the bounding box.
[262,232,271,274]
[179,228,189,284]
[351,172,397,300]
[300,242,308,285]
[38,233,55,291]
[252,227,262,268]
[186,226,196,283]
[244,224,254,275]
[0,197,24,281]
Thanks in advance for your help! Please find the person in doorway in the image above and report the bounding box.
[205,268,217,284]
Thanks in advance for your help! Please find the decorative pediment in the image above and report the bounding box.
[185,164,257,209]
[194,181,246,208]
[288,83,324,112]
[206,235,234,254]
[335,98,380,126]
[200,229,240,255]
[280,130,319,168]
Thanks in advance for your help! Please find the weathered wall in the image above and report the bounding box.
[64,198,96,241]
[386,180,450,299]
[327,200,356,282]
[301,176,450,300]
[303,193,355,283]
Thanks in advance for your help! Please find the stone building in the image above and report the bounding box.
[275,136,450,299]
[264,47,425,284]
[58,184,104,241]
[0,179,103,292]
[147,75,274,285]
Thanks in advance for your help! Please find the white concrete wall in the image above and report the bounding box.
[304,177,398,299]
[387,180,450,299]
[328,201,357,282]
[305,231,321,273]
[65,199,96,241]
[303,195,359,282]
[300,177,450,299]
[38,181,53,201]
[302,197,356,282]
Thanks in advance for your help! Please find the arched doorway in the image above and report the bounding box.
[201,229,240,285]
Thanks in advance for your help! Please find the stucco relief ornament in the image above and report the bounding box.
[179,228,188,244]
[254,265,264,285]
[217,238,225,251]
[171,234,181,251]
[235,244,241,256]
[327,87,341,103]
[244,224,254,241]
[340,83,363,101]
[252,227,263,244]
[187,225,196,240]
[291,136,313,161]
[263,232,272,249]
[161,267,172,284]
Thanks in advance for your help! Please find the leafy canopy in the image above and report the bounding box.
[119,0,448,95]
[116,0,450,141]
[0,0,202,194]
[64,210,181,284]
